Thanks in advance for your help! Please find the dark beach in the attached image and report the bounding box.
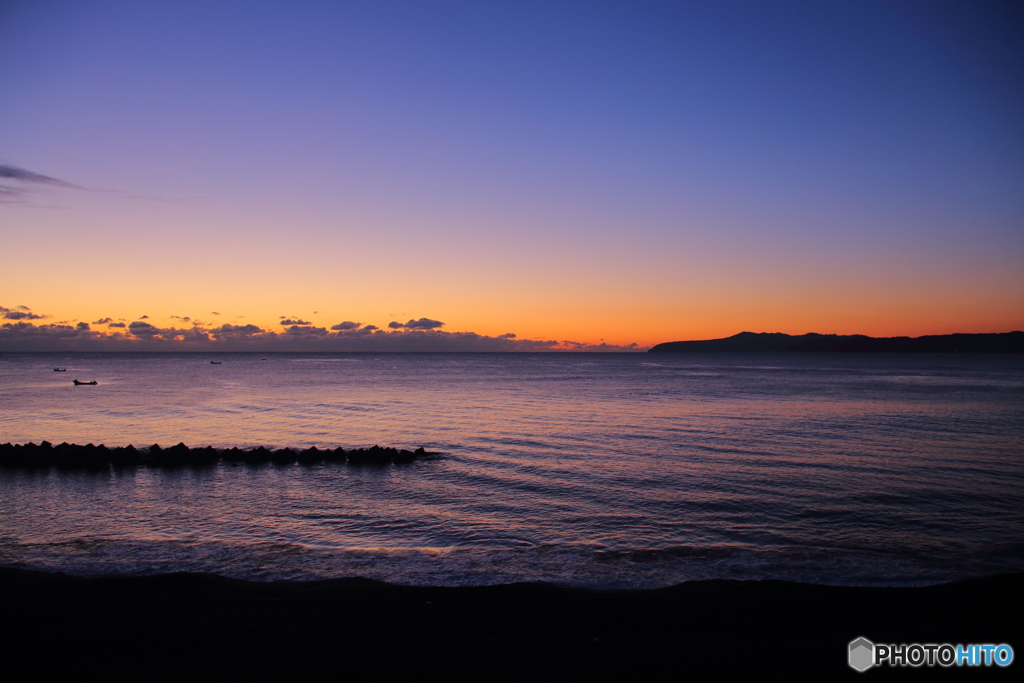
[4,568,1020,679]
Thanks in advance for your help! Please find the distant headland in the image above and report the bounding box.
[649,331,1024,353]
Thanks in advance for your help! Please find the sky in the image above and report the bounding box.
[1,0,1022,351]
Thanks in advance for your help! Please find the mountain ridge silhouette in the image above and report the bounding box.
[649,331,1024,353]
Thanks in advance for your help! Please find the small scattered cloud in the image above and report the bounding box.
[0,163,85,204]
[108,322,126,328]
[280,319,311,326]
[363,325,379,331]
[93,317,113,325]
[211,311,221,315]
[407,318,445,330]
[139,315,149,319]
[331,321,361,330]
[76,322,90,331]
[0,162,181,205]
[389,317,445,330]
[169,315,191,322]
[0,164,82,187]
[2,310,44,320]
[1,305,46,320]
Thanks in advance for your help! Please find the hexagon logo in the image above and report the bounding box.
[849,637,875,672]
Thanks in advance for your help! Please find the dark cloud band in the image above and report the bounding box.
[0,306,644,352]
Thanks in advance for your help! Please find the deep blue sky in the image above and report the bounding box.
[1,1,1021,347]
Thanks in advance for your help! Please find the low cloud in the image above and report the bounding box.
[389,318,445,330]
[127,320,212,343]
[1,310,45,320]
[280,319,311,326]
[93,317,113,325]
[0,321,114,348]
[560,340,641,351]
[211,323,265,339]
[0,310,647,352]
[284,324,328,336]
[1,305,46,320]
[129,321,161,337]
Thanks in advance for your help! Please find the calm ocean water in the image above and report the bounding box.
[1,352,1022,587]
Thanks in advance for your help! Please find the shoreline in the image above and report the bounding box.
[4,567,1020,677]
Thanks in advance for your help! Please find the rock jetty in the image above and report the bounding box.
[0,441,435,471]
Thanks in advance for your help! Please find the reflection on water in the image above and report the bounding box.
[1,352,1022,586]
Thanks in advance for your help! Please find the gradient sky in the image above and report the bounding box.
[2,0,1022,350]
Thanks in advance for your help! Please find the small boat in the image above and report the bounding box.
[73,380,98,385]
[54,368,67,372]
[210,361,222,364]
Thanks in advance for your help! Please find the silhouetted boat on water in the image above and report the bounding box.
[53,368,66,372]
[210,361,222,364]
[72,380,97,385]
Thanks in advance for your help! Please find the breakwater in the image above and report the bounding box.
[0,441,434,469]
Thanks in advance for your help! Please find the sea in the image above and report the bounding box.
[1,352,1022,588]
